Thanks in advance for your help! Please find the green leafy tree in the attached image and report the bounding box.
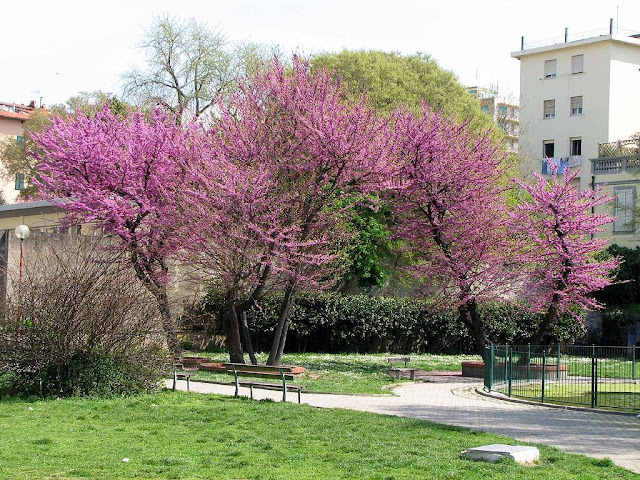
[312,50,494,131]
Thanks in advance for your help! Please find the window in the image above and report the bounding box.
[14,173,24,190]
[570,137,582,156]
[544,100,555,118]
[571,54,584,74]
[544,59,557,78]
[481,105,491,114]
[16,135,24,147]
[571,96,583,115]
[543,141,555,158]
[614,186,636,233]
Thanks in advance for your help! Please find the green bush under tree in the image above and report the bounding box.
[200,291,585,354]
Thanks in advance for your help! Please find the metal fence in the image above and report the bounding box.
[484,345,640,412]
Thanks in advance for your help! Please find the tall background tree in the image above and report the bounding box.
[122,14,279,124]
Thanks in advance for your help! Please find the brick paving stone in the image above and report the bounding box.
[168,377,640,473]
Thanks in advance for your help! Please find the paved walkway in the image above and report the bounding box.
[168,375,640,473]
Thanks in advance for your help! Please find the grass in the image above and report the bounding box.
[185,352,482,394]
[0,391,637,479]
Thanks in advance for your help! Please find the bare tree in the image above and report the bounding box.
[122,14,278,123]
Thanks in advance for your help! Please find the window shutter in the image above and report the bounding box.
[615,188,635,232]
[571,96,583,114]
[544,59,557,78]
[544,100,555,118]
[571,55,584,74]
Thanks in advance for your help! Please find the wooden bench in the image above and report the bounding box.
[172,358,191,391]
[225,363,305,403]
[387,356,411,367]
[387,357,417,380]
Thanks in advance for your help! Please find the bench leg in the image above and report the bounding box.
[298,389,301,404]
[249,384,254,400]
[172,371,177,391]
[410,370,415,381]
[186,376,190,391]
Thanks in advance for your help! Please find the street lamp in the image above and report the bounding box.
[15,224,30,289]
[14,224,29,337]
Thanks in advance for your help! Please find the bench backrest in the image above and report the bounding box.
[224,363,296,374]
[387,357,410,364]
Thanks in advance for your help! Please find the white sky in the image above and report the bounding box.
[1,0,639,107]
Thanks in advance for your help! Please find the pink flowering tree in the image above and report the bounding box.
[510,169,620,346]
[389,104,512,354]
[180,58,394,364]
[33,107,192,357]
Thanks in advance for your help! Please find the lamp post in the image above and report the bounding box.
[14,224,29,338]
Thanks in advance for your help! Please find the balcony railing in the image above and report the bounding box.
[591,154,640,174]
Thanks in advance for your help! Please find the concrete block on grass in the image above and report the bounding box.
[461,444,539,465]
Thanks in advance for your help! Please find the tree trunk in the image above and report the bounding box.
[222,299,245,364]
[458,299,487,355]
[240,311,257,365]
[530,303,558,347]
[267,283,295,366]
[156,287,181,359]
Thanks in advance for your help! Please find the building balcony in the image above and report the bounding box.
[542,156,581,174]
[591,155,640,174]
[592,139,640,174]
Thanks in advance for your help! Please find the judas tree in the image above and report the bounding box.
[33,107,192,357]
[180,58,394,365]
[389,104,512,354]
[510,169,620,345]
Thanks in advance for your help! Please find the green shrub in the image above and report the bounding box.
[0,235,168,398]
[202,291,585,354]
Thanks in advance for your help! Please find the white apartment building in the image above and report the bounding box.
[467,86,519,154]
[512,28,640,247]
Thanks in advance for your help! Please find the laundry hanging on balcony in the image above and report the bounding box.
[542,157,570,175]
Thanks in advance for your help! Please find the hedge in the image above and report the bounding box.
[201,292,586,354]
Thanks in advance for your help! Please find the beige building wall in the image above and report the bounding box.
[0,203,204,315]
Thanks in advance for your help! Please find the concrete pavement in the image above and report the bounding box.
[168,375,640,474]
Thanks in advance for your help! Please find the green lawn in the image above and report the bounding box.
[0,391,636,479]
[186,352,481,394]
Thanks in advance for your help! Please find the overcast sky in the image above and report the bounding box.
[2,0,639,107]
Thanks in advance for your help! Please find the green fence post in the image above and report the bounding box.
[541,350,546,404]
[633,346,636,381]
[504,345,509,387]
[488,346,494,390]
[508,346,513,397]
[591,345,597,408]
[527,343,531,380]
